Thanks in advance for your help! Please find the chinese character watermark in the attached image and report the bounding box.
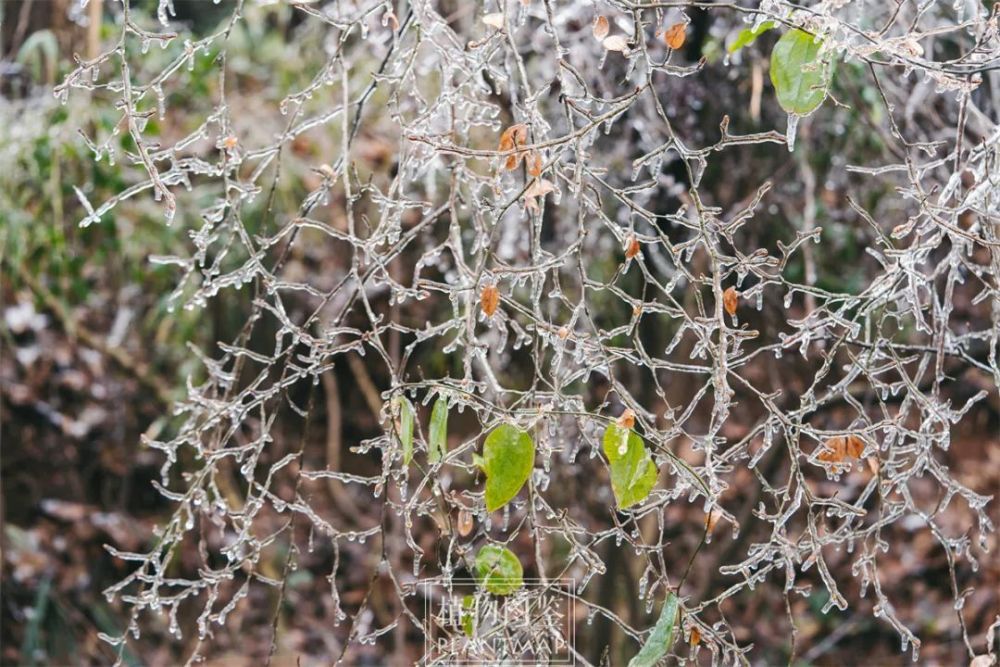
[420,579,576,665]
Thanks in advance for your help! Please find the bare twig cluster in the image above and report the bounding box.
[58,0,999,664]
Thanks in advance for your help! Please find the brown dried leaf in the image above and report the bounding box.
[845,434,865,459]
[525,178,554,199]
[723,286,738,316]
[527,151,543,177]
[593,16,610,41]
[705,508,723,533]
[625,235,641,260]
[817,437,845,463]
[690,626,701,647]
[500,124,528,148]
[664,22,686,50]
[384,8,399,31]
[818,435,865,467]
[481,284,500,317]
[457,509,474,536]
[616,408,636,430]
[499,124,528,170]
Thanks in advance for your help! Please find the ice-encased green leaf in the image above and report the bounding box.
[428,397,448,463]
[482,424,534,512]
[602,424,657,509]
[628,592,679,667]
[461,595,476,636]
[474,545,523,595]
[727,21,775,53]
[394,396,414,465]
[769,29,832,115]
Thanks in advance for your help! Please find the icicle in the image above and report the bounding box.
[786,114,800,152]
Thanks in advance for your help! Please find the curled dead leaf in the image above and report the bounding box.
[524,178,555,212]
[481,284,500,317]
[499,124,528,150]
[723,286,739,316]
[557,326,569,340]
[625,235,641,260]
[593,16,610,41]
[817,434,866,467]
[690,626,701,647]
[499,123,529,170]
[383,8,399,31]
[845,434,864,458]
[616,408,636,430]
[222,135,238,150]
[457,508,474,536]
[483,12,504,29]
[632,304,642,317]
[664,22,686,50]
[528,151,543,177]
[705,508,723,533]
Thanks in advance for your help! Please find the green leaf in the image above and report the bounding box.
[394,396,415,465]
[461,595,476,637]
[482,424,535,512]
[602,424,657,509]
[628,593,679,667]
[727,21,775,54]
[474,545,524,595]
[769,29,832,116]
[428,397,449,463]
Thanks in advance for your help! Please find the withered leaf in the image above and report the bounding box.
[457,508,474,536]
[845,434,864,458]
[625,235,641,260]
[723,286,739,316]
[527,151,543,177]
[664,22,686,50]
[499,124,527,149]
[524,178,555,212]
[705,508,723,533]
[593,16,610,41]
[499,124,528,170]
[616,408,636,430]
[817,434,866,467]
[690,626,701,647]
[481,284,500,317]
[384,9,399,31]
